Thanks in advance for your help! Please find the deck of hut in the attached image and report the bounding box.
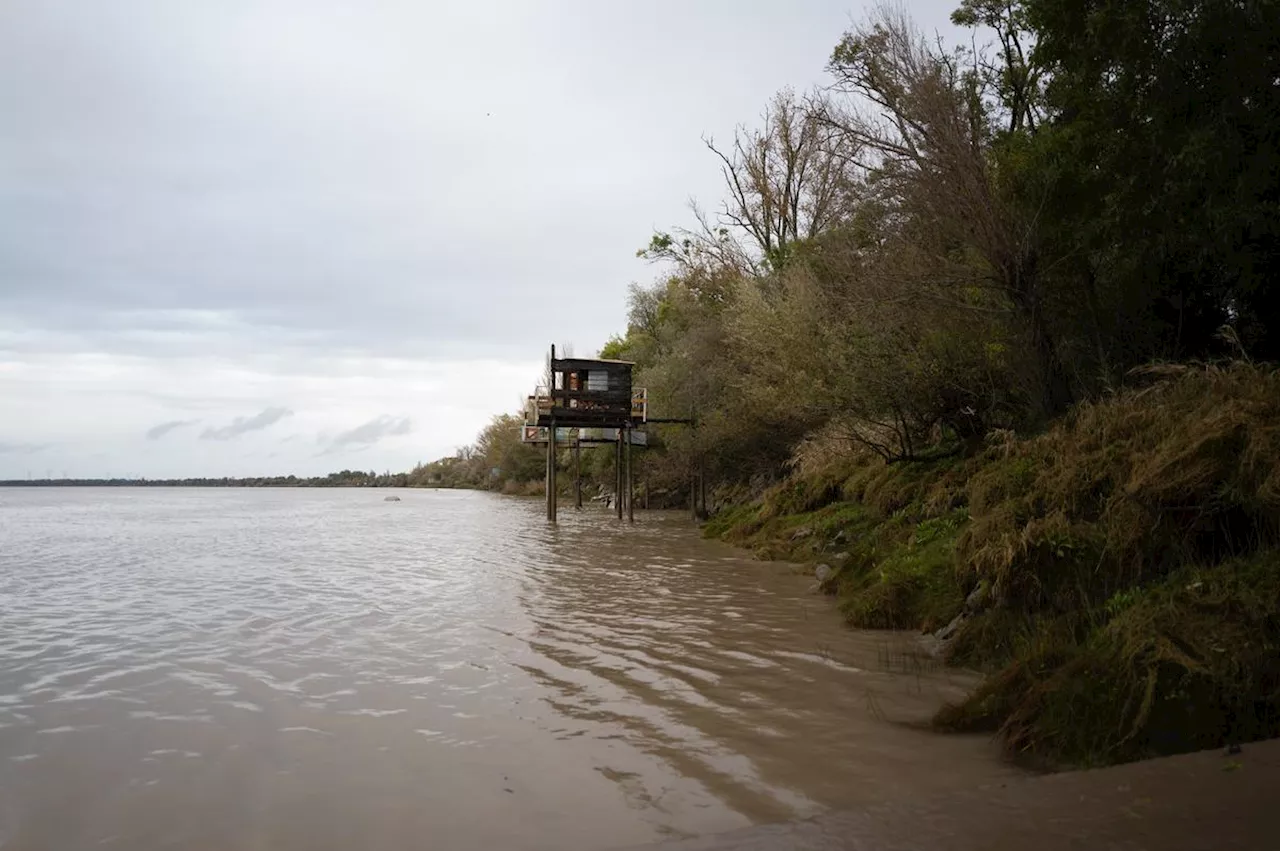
[528,348,642,523]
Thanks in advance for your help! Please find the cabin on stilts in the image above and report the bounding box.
[523,346,651,523]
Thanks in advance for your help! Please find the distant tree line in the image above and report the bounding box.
[1,470,411,488]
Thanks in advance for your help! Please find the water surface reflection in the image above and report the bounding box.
[0,488,1015,850]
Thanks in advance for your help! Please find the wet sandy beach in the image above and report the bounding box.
[629,739,1280,851]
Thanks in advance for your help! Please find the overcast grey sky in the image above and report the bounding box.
[0,0,960,479]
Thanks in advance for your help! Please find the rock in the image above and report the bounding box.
[964,580,991,613]
[791,526,814,541]
[918,632,948,659]
[829,551,851,567]
[934,612,967,642]
[814,563,834,583]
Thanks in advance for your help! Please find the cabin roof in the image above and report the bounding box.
[551,357,635,369]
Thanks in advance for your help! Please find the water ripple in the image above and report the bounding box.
[0,487,1016,851]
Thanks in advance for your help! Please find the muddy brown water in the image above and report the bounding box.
[0,488,1020,850]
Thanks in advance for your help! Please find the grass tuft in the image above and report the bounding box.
[707,362,1280,767]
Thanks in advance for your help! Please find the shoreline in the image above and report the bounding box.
[628,739,1280,851]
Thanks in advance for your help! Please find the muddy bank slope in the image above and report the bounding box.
[706,364,1280,768]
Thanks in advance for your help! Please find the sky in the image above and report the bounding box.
[0,0,960,479]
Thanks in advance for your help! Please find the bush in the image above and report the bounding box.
[710,363,1280,766]
[954,363,1280,655]
[941,553,1280,765]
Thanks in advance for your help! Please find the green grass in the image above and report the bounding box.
[704,363,1280,768]
[940,553,1280,766]
[838,509,969,631]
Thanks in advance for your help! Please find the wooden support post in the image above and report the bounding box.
[546,343,557,524]
[690,465,697,521]
[547,422,557,523]
[615,435,624,520]
[626,427,634,523]
[699,454,707,519]
[574,438,582,509]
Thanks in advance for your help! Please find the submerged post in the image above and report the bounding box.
[547,421,557,523]
[689,464,697,522]
[574,437,582,509]
[699,454,707,519]
[545,344,556,523]
[615,434,624,520]
[626,427,634,523]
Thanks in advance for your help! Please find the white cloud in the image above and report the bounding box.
[145,419,200,440]
[200,407,293,441]
[321,415,414,455]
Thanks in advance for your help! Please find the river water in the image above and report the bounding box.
[0,488,1017,850]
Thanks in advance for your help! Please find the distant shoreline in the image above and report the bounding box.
[0,478,419,489]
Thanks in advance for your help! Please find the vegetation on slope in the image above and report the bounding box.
[422,0,1280,766]
[708,364,1280,766]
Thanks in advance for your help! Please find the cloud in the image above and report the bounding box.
[200,407,293,441]
[145,418,199,440]
[327,415,412,451]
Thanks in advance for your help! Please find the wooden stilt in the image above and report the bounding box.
[690,466,697,521]
[626,427,634,523]
[699,454,707,519]
[547,421,557,523]
[615,435,624,520]
[574,437,582,509]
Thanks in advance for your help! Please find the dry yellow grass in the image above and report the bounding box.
[717,362,1280,766]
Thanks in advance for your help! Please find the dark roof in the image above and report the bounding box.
[551,357,635,370]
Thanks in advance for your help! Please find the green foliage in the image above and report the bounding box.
[944,553,1280,766]
[1019,0,1280,363]
[411,0,1280,770]
[956,363,1280,618]
[404,413,547,491]
[702,502,762,541]
[598,335,628,361]
[948,365,1280,764]
[709,365,1280,766]
[710,459,973,632]
[840,508,970,631]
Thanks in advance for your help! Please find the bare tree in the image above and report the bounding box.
[642,88,860,274]
[637,204,756,277]
[705,88,859,266]
[820,6,1071,415]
